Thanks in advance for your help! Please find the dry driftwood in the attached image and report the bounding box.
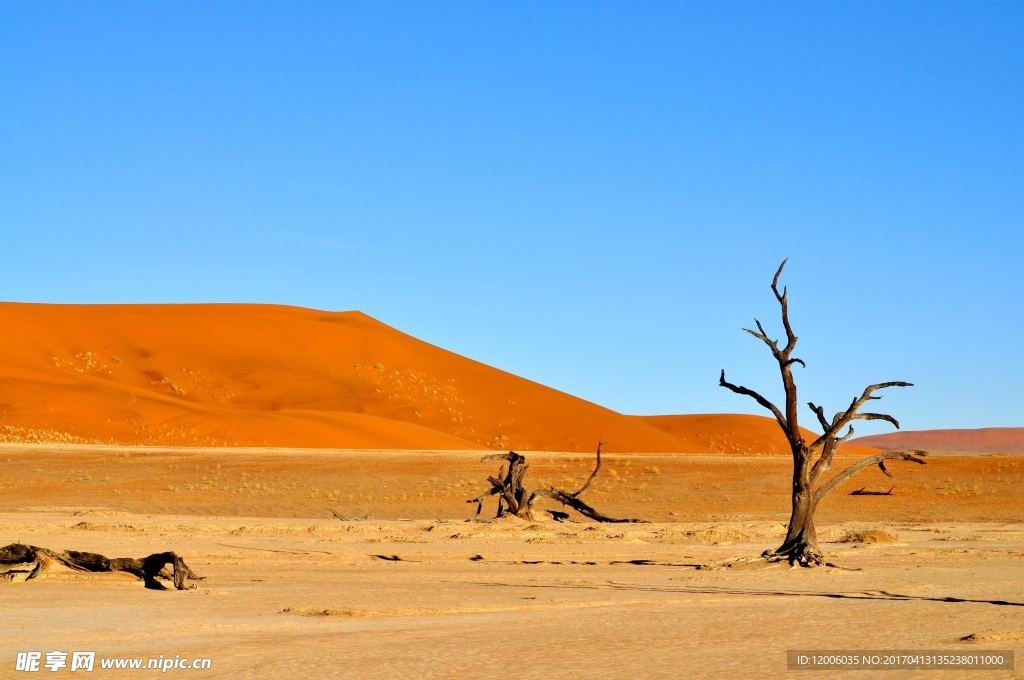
[0,543,203,590]
[467,442,643,523]
[719,259,926,567]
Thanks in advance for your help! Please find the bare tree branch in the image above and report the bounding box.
[771,258,788,301]
[808,402,830,431]
[815,451,927,501]
[466,485,500,517]
[719,370,788,431]
[770,259,799,355]
[810,382,913,451]
[524,488,643,523]
[571,440,605,497]
[851,412,901,428]
[744,320,783,357]
[481,452,519,463]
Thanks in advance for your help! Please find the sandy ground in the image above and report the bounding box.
[2,445,1023,679]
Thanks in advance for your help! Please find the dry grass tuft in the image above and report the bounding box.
[280,607,364,618]
[837,528,898,544]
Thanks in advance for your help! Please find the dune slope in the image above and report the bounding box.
[854,428,1024,455]
[0,302,876,454]
[641,413,879,458]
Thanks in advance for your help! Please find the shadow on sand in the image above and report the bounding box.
[466,580,1024,608]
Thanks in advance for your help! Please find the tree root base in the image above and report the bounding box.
[698,551,862,571]
[762,546,826,568]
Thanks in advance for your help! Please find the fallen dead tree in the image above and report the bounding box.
[467,442,644,523]
[0,543,202,590]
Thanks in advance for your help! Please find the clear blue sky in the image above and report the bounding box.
[2,2,1021,432]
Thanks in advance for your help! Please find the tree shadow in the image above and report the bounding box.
[465,556,703,567]
[608,558,705,568]
[465,580,1024,607]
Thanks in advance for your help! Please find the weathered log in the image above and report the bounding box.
[0,543,202,590]
[524,488,642,523]
[467,443,643,523]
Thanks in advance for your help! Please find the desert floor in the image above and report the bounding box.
[2,444,1023,679]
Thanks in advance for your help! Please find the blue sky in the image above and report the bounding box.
[2,2,1021,432]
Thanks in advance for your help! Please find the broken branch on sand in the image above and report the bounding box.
[0,543,203,590]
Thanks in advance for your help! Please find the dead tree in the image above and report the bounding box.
[467,442,643,523]
[0,543,203,590]
[719,260,926,566]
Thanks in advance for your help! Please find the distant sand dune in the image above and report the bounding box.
[0,302,877,454]
[853,428,1024,455]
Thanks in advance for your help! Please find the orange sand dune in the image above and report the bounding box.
[641,413,880,458]
[0,302,870,454]
[854,427,1024,454]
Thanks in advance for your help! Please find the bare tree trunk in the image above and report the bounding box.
[771,482,822,566]
[720,260,924,567]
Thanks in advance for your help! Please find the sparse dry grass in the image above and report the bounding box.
[836,527,899,543]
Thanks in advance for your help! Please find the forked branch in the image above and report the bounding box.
[771,259,799,355]
[810,382,913,452]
